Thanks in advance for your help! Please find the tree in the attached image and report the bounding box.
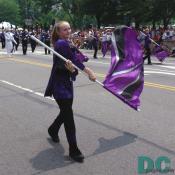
[0,0,20,24]
[152,0,175,28]
[58,0,83,28]
[9,0,175,29]
[119,0,150,27]
[120,0,175,28]
[50,0,96,29]
[35,0,60,14]
[17,0,40,26]
[80,0,119,28]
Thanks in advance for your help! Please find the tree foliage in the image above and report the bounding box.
[151,0,175,28]
[0,0,20,24]
[80,0,119,28]
[1,0,175,29]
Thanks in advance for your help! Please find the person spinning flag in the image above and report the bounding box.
[30,25,144,163]
[140,30,170,63]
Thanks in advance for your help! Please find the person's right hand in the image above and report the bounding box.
[84,67,96,82]
[88,71,96,82]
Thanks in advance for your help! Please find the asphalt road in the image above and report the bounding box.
[0,46,175,175]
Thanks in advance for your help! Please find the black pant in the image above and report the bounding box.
[50,98,77,148]
[1,40,5,49]
[143,47,151,64]
[22,43,28,55]
[31,42,36,52]
[15,39,19,50]
[44,41,51,54]
[93,44,98,58]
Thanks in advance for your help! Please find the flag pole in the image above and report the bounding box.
[30,35,140,111]
[30,35,104,87]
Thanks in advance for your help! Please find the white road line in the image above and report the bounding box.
[87,60,175,69]
[1,50,175,75]
[145,67,175,73]
[144,71,175,76]
[88,60,110,65]
[157,65,175,70]
[0,80,54,101]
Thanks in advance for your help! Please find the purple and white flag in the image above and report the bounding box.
[103,27,144,111]
[153,46,169,62]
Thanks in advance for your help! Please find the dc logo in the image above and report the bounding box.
[138,156,173,174]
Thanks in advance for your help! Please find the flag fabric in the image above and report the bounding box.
[153,45,169,62]
[69,41,89,63]
[103,27,144,111]
[74,47,89,62]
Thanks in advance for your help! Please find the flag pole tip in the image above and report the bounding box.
[137,108,141,112]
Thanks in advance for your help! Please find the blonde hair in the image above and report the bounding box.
[51,21,70,46]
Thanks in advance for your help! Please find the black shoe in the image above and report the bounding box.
[48,127,59,143]
[69,148,84,163]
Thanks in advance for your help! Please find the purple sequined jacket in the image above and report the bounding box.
[44,39,85,99]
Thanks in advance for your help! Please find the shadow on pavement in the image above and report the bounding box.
[75,113,175,156]
[89,132,137,157]
[30,138,74,172]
